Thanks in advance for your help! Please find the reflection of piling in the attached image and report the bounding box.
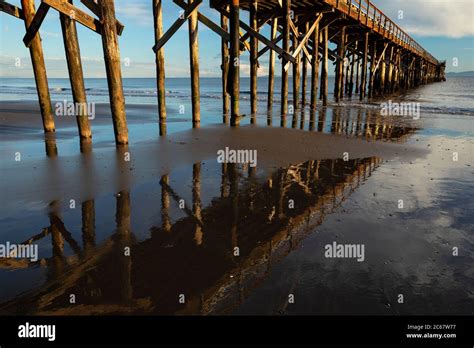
[81,199,96,256]
[192,163,203,245]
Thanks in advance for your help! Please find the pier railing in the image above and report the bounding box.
[329,0,438,64]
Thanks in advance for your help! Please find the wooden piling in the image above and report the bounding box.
[188,0,200,127]
[359,31,368,100]
[301,22,309,108]
[387,45,394,93]
[21,0,55,133]
[267,18,277,112]
[99,0,128,145]
[281,0,291,116]
[301,23,309,110]
[334,26,345,102]
[292,27,301,112]
[249,0,258,119]
[368,40,377,98]
[348,41,356,97]
[59,0,91,139]
[229,0,240,126]
[380,47,386,94]
[153,0,167,134]
[220,11,230,123]
[320,26,328,106]
[310,19,320,109]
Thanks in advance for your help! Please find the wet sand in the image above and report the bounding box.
[0,100,472,315]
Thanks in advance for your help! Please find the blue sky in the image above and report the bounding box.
[0,0,473,78]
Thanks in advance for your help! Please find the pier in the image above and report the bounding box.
[1,0,446,145]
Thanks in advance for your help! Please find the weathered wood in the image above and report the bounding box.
[360,30,368,100]
[349,40,357,97]
[320,25,328,106]
[229,0,240,126]
[80,0,123,35]
[267,18,277,112]
[292,24,301,112]
[368,40,376,98]
[152,0,202,53]
[281,0,290,116]
[301,23,309,108]
[334,26,345,103]
[21,0,55,133]
[99,0,128,144]
[23,2,50,47]
[249,0,258,118]
[43,0,101,34]
[0,1,24,19]
[60,0,91,139]
[153,0,167,135]
[310,18,319,109]
[387,45,394,93]
[188,0,201,127]
[221,10,230,121]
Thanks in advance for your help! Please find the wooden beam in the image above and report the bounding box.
[23,2,50,48]
[320,25,328,106]
[257,33,282,58]
[173,0,229,42]
[80,0,124,35]
[0,0,24,19]
[43,0,101,34]
[284,14,321,71]
[359,30,368,100]
[152,0,202,53]
[218,6,296,64]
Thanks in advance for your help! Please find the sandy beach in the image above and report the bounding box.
[0,88,472,315]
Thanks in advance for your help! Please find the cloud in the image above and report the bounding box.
[373,0,474,38]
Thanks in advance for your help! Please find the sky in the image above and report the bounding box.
[0,0,473,78]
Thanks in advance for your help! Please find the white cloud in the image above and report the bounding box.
[373,0,474,38]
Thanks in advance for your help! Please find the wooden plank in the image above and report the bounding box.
[281,0,290,116]
[221,9,230,120]
[80,0,124,35]
[152,0,202,53]
[0,0,24,19]
[43,0,101,34]
[23,2,50,48]
[249,0,258,118]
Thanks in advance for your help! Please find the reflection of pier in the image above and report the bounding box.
[1,155,383,315]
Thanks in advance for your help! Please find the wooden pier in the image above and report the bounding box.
[1,0,446,145]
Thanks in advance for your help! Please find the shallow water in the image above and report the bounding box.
[0,78,473,315]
